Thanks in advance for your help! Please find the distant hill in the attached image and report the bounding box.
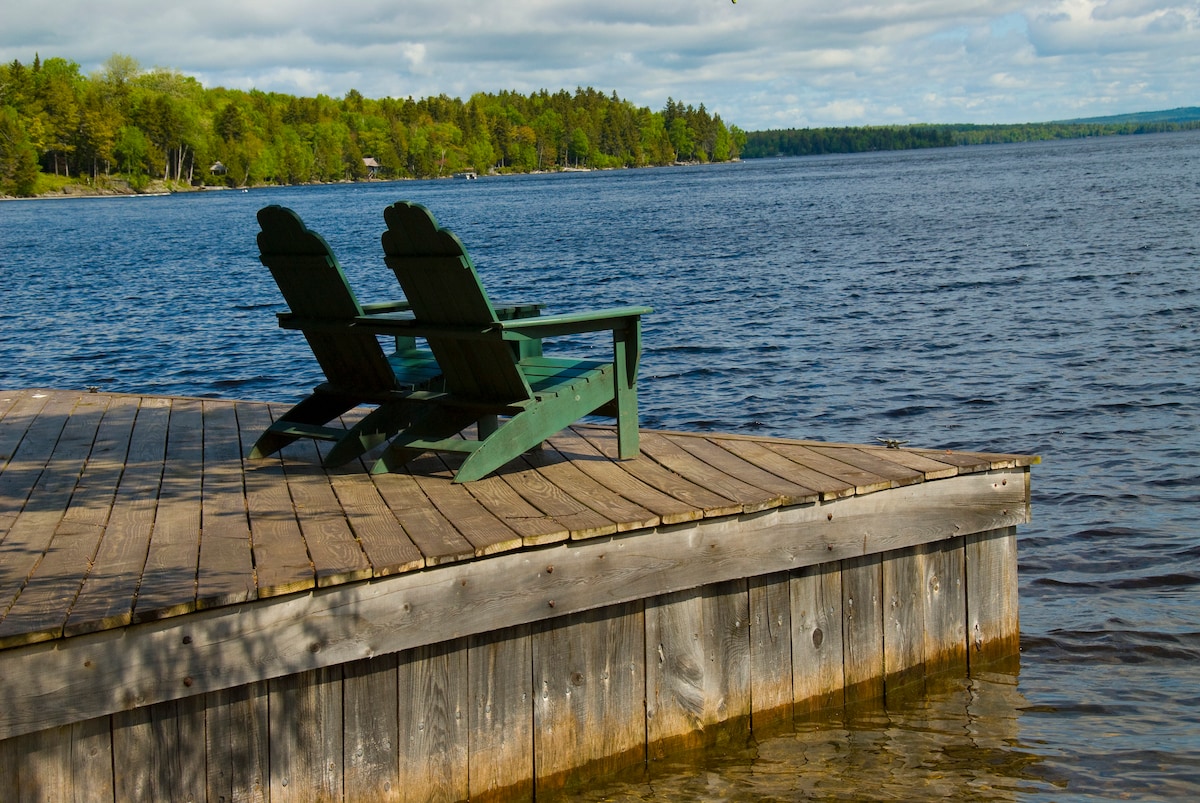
[1057,107,1200,125]
[741,107,1200,159]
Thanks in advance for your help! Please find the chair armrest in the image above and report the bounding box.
[358,300,542,317]
[352,306,649,342]
[493,302,546,320]
[352,315,495,340]
[360,299,412,314]
[496,306,652,339]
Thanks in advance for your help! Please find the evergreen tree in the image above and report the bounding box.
[0,54,745,193]
[0,106,40,195]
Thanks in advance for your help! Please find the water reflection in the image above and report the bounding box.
[559,667,1069,802]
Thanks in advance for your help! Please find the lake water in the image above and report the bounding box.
[2,131,1199,801]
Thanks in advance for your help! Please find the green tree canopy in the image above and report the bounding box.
[0,54,743,196]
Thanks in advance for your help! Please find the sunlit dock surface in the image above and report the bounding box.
[0,388,1036,800]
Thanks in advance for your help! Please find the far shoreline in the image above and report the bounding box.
[1,159,736,202]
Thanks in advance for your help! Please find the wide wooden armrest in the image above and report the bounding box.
[352,315,493,340]
[493,302,546,319]
[277,300,412,326]
[351,300,543,322]
[496,306,652,339]
[351,306,649,342]
[359,299,412,314]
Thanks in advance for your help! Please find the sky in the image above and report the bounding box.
[2,1,1197,131]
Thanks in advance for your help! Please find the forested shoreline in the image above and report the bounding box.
[0,54,744,197]
[741,116,1200,158]
[3,54,1198,198]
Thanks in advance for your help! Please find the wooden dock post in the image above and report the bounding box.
[791,560,846,716]
[646,579,751,758]
[967,526,1021,666]
[534,602,646,793]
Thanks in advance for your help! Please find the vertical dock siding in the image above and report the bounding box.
[0,389,1036,801]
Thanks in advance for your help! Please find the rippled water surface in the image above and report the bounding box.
[3,131,1199,800]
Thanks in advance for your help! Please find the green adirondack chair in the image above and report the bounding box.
[362,200,651,483]
[250,205,443,466]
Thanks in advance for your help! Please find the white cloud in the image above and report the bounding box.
[1027,0,1198,54]
[1,1,1195,129]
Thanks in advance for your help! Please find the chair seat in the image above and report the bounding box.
[389,346,443,391]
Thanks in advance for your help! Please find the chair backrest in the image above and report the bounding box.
[381,201,532,401]
[257,205,398,392]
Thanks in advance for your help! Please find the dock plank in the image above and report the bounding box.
[467,627,534,801]
[966,527,1020,663]
[133,398,203,623]
[370,469,477,566]
[112,695,206,802]
[406,455,524,558]
[343,655,400,801]
[664,433,820,507]
[197,401,256,610]
[548,428,705,526]
[0,395,138,645]
[60,394,139,529]
[712,436,852,501]
[807,444,926,488]
[790,560,845,714]
[204,681,269,803]
[0,389,56,478]
[397,640,469,801]
[0,520,105,647]
[571,426,743,518]
[499,458,618,540]
[533,602,645,791]
[762,441,893,495]
[748,572,794,725]
[646,579,752,755]
[863,446,960,480]
[234,403,316,598]
[0,391,24,425]
[637,431,779,513]
[520,446,659,536]
[268,666,343,802]
[326,464,425,576]
[923,536,967,673]
[455,466,571,546]
[882,544,928,696]
[276,430,373,587]
[910,448,1002,473]
[0,392,109,632]
[842,554,885,704]
[64,397,171,635]
[0,389,43,537]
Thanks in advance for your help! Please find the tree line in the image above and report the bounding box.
[0,54,745,197]
[741,118,1200,158]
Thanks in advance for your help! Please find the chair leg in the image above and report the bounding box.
[454,379,618,483]
[250,393,359,458]
[323,401,416,467]
[370,405,479,474]
[612,336,641,460]
[477,414,500,439]
[616,396,640,459]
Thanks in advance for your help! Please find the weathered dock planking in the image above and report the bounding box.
[0,388,1036,801]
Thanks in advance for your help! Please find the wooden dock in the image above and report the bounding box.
[0,388,1036,801]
